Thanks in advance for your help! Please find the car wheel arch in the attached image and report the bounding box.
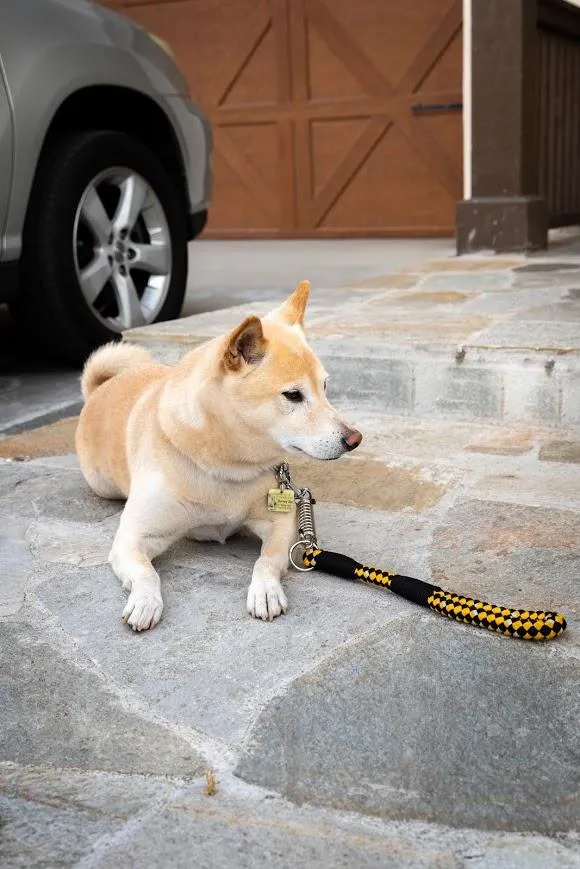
[25,84,190,233]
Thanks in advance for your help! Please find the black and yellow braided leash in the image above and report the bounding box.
[275,464,567,642]
[302,549,566,641]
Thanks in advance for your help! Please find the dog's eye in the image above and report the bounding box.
[282,390,304,403]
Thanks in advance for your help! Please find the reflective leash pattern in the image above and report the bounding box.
[274,464,567,642]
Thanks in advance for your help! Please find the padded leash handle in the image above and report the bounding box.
[303,549,567,641]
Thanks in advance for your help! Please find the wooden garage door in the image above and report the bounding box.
[106,0,462,237]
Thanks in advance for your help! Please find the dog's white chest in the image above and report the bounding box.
[185,498,250,544]
[188,522,241,544]
[178,468,270,544]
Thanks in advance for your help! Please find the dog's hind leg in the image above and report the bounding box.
[109,485,190,631]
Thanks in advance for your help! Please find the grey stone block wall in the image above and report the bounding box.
[504,366,562,425]
[322,351,578,428]
[133,333,578,428]
[324,356,415,412]
[562,373,580,425]
[414,364,503,421]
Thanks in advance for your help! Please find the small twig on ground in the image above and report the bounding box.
[205,769,218,796]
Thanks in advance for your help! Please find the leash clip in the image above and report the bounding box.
[274,463,318,572]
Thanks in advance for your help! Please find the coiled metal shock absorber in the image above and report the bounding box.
[275,463,318,571]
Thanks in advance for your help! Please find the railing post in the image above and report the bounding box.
[457,0,548,253]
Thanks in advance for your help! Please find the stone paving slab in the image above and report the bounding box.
[90,792,460,869]
[2,410,580,863]
[123,257,580,353]
[0,417,78,460]
[539,439,580,464]
[31,507,431,746]
[0,763,179,869]
[1,517,32,617]
[0,463,120,523]
[236,615,580,833]
[348,410,580,513]
[0,613,205,777]
[105,792,580,869]
[430,500,580,621]
[0,370,81,434]
[468,320,580,352]
[5,763,578,869]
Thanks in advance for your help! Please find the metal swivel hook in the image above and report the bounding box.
[274,463,318,571]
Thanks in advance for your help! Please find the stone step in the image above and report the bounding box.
[124,258,580,428]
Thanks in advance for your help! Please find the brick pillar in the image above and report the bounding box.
[457,0,548,254]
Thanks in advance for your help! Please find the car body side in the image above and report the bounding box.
[0,0,211,300]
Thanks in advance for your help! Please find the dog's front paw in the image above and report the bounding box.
[247,579,288,621]
[122,590,163,632]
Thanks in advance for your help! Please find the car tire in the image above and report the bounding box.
[12,129,188,365]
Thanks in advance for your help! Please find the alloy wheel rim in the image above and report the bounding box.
[73,167,172,332]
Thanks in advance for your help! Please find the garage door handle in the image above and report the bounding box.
[411,101,463,114]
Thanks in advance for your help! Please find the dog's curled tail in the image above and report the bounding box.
[81,342,152,400]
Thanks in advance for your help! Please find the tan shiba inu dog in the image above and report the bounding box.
[75,281,362,631]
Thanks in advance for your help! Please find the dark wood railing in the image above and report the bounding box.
[538,0,580,227]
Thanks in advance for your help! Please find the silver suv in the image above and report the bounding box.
[0,0,211,363]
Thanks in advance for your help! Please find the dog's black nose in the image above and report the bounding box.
[341,427,362,452]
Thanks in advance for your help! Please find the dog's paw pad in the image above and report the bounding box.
[247,580,287,621]
[122,590,163,632]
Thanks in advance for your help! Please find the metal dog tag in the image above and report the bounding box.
[267,488,295,513]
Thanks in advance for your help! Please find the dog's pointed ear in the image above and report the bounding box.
[223,316,267,372]
[266,280,310,327]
